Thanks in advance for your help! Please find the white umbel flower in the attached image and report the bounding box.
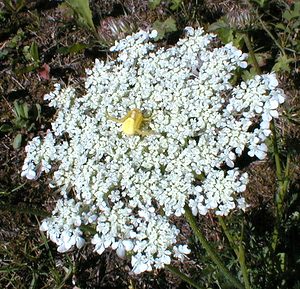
[22,27,285,273]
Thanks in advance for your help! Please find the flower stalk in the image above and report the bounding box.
[218,216,251,289]
[184,205,244,289]
[270,121,290,252]
[243,33,261,74]
[0,203,50,217]
[166,265,204,289]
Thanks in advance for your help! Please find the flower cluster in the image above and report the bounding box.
[22,27,284,273]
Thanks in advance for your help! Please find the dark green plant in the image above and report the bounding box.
[0,28,24,61]
[0,100,41,149]
[2,0,25,13]
[23,41,40,68]
[149,0,183,10]
[65,0,98,38]
[153,17,177,40]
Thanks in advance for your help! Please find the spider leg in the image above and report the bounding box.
[106,111,128,123]
[136,129,154,137]
[143,113,153,122]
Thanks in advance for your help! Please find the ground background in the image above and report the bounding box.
[0,0,299,288]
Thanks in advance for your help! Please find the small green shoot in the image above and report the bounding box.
[208,18,244,48]
[149,0,183,10]
[149,0,162,9]
[272,54,294,73]
[57,43,88,55]
[13,133,22,149]
[65,0,97,37]
[0,100,41,149]
[12,100,30,129]
[0,28,25,60]
[23,41,40,65]
[3,0,25,13]
[153,17,177,40]
[250,0,268,8]
[283,2,300,21]
[169,0,182,10]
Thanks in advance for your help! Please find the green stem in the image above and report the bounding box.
[270,120,282,251]
[184,206,244,289]
[257,17,286,56]
[243,33,261,75]
[218,216,239,256]
[270,121,289,252]
[283,154,290,195]
[166,265,204,289]
[0,203,50,217]
[271,121,283,186]
[238,222,251,289]
[218,217,251,289]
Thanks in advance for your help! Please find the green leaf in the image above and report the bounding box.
[13,101,29,119]
[15,0,25,12]
[23,102,29,119]
[29,41,39,63]
[272,54,293,73]
[153,17,177,40]
[242,67,257,81]
[0,123,13,132]
[13,100,23,118]
[208,18,234,44]
[283,2,300,21]
[15,64,38,75]
[35,103,41,122]
[149,0,161,9]
[4,0,25,13]
[7,28,24,49]
[13,133,22,149]
[251,0,268,8]
[0,49,9,60]
[12,101,31,128]
[275,23,287,31]
[170,0,182,10]
[57,43,87,55]
[66,0,96,33]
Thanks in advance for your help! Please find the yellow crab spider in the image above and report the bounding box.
[106,108,153,136]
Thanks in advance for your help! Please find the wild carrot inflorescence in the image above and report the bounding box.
[22,27,284,274]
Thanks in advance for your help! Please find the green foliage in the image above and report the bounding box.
[272,54,293,73]
[0,30,42,74]
[149,0,183,10]
[283,2,300,21]
[250,0,268,8]
[153,17,177,40]
[23,42,39,64]
[169,0,183,10]
[12,133,22,149]
[22,41,40,71]
[2,0,25,13]
[149,0,161,9]
[12,101,30,129]
[208,18,244,48]
[0,28,25,60]
[57,43,88,55]
[65,0,96,34]
[0,229,74,288]
[259,2,300,74]
[0,101,41,150]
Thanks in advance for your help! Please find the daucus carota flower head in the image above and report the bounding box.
[22,27,285,274]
